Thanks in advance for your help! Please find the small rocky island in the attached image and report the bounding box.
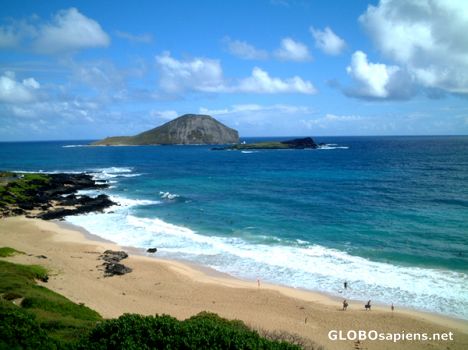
[0,172,115,220]
[214,137,319,150]
[92,114,239,146]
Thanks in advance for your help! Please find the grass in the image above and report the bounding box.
[0,259,102,347]
[0,172,51,207]
[0,247,25,257]
[0,256,308,349]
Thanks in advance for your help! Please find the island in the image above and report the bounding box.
[92,114,239,146]
[213,137,319,150]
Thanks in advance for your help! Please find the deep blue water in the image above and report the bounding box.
[1,136,467,319]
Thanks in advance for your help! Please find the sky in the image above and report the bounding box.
[0,0,467,141]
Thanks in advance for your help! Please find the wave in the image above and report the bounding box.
[159,191,180,200]
[109,195,160,207]
[62,144,88,148]
[88,167,142,181]
[318,144,349,150]
[66,209,468,320]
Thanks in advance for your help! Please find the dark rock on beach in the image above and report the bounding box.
[146,248,157,253]
[100,250,132,277]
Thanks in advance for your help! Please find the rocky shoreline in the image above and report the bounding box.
[0,172,116,220]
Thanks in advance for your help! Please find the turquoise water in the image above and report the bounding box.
[1,136,467,319]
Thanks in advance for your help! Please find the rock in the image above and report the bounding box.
[99,250,132,277]
[146,248,157,253]
[36,255,48,259]
[101,250,128,263]
[40,275,49,283]
[280,137,318,149]
[92,114,239,146]
[104,263,132,277]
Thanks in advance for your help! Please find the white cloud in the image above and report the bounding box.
[34,8,110,53]
[199,104,314,116]
[222,37,268,60]
[0,8,110,54]
[0,71,40,103]
[310,26,346,55]
[155,51,225,94]
[345,51,414,99]
[115,30,153,44]
[274,37,311,62]
[236,67,316,94]
[359,0,468,94]
[149,109,178,120]
[155,52,316,95]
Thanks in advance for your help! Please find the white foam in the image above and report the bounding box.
[318,144,349,150]
[65,210,468,320]
[62,144,88,148]
[159,191,180,200]
[88,167,141,181]
[109,195,160,207]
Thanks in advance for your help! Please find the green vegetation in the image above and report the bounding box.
[76,312,301,349]
[0,260,102,348]
[1,258,306,349]
[0,173,51,207]
[0,247,25,257]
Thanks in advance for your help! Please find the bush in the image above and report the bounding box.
[76,312,301,350]
[0,308,59,350]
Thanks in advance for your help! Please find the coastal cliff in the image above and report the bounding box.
[92,114,239,146]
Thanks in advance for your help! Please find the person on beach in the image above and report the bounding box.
[343,299,348,311]
[365,300,371,310]
[391,303,394,312]
[257,279,260,288]
[344,281,348,289]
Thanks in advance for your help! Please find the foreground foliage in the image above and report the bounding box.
[1,258,304,349]
[76,312,301,350]
[0,259,102,348]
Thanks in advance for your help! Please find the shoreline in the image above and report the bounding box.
[1,216,467,350]
[60,216,468,327]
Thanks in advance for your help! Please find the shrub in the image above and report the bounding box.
[0,308,59,350]
[76,312,301,350]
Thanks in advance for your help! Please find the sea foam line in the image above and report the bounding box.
[66,208,468,320]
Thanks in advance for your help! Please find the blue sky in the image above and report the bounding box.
[0,0,467,140]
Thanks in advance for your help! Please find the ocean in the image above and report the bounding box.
[1,136,467,320]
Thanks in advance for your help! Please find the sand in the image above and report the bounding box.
[1,216,467,350]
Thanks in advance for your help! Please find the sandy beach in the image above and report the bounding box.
[1,216,467,350]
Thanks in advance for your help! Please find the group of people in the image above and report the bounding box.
[341,281,395,313]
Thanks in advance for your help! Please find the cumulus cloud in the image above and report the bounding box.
[310,26,346,55]
[0,8,110,54]
[155,52,316,95]
[359,0,468,95]
[345,51,415,99]
[274,37,312,61]
[149,109,178,120]
[0,71,40,103]
[155,51,225,94]
[115,30,153,44]
[222,37,268,60]
[236,67,316,94]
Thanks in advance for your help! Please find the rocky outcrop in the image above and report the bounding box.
[280,137,318,149]
[92,114,239,146]
[0,172,115,220]
[218,137,318,150]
